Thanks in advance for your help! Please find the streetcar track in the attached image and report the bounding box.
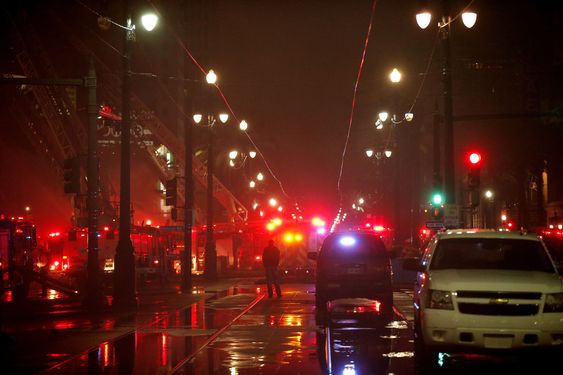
[168,292,265,374]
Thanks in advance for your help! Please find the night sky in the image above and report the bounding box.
[1,0,563,233]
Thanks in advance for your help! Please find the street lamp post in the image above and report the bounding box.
[206,115,218,280]
[113,5,157,310]
[193,112,229,281]
[193,70,230,280]
[416,2,477,205]
[183,98,194,292]
[113,7,136,310]
[374,68,414,245]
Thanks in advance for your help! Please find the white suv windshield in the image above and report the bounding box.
[430,238,555,272]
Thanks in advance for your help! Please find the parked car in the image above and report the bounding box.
[311,231,394,313]
[403,229,563,370]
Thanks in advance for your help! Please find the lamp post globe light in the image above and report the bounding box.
[193,69,232,280]
[416,3,477,205]
[113,4,158,311]
[376,67,413,245]
[375,69,414,129]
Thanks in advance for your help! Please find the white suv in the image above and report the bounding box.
[403,229,563,370]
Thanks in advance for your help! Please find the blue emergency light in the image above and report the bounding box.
[339,236,356,246]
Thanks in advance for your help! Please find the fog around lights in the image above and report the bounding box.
[339,236,356,246]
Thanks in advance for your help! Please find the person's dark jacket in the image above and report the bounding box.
[262,245,280,267]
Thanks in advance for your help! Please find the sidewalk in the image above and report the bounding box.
[1,273,263,374]
[0,273,261,323]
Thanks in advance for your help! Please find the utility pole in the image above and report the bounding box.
[182,4,193,292]
[113,0,137,310]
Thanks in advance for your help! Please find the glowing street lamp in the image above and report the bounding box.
[193,70,233,281]
[239,120,248,131]
[389,68,401,83]
[114,8,158,310]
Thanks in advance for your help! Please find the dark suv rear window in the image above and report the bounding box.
[320,233,387,259]
[430,238,555,272]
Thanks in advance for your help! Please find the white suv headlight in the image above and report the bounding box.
[544,293,563,313]
[428,289,454,310]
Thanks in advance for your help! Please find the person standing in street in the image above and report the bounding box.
[262,239,282,298]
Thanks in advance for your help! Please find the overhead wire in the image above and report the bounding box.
[146,0,293,201]
[334,1,445,225]
[336,0,378,206]
[74,0,293,204]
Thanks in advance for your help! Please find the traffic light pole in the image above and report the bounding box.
[432,101,442,192]
[440,9,455,205]
[183,103,193,292]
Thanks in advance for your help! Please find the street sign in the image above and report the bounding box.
[426,220,444,229]
[443,204,460,228]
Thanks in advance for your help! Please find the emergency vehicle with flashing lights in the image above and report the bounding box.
[276,220,325,281]
[44,225,167,278]
[237,216,329,279]
[0,215,38,270]
[0,215,39,292]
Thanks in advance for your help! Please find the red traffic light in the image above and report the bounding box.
[468,152,482,165]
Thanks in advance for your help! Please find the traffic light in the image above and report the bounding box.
[431,192,444,206]
[164,178,177,206]
[467,151,482,189]
[431,206,444,219]
[63,157,81,194]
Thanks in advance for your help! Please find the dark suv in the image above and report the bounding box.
[312,231,394,311]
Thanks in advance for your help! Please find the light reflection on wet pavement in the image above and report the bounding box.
[174,284,415,375]
[39,286,261,374]
[6,283,419,374]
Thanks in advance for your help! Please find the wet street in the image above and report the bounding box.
[1,279,548,374]
[1,279,417,374]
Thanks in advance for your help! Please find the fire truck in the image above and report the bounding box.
[44,225,168,278]
[236,217,328,280]
[0,215,39,294]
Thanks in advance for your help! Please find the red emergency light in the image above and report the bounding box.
[468,151,482,165]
